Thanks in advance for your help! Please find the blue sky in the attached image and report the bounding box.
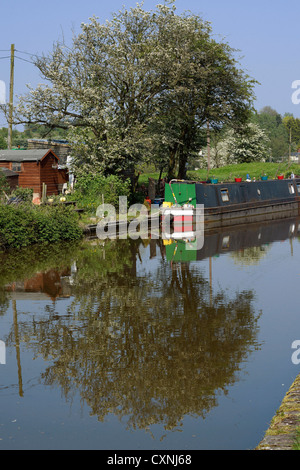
[1,0,300,127]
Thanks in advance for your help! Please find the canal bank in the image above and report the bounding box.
[256,374,300,450]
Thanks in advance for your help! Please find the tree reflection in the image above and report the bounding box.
[230,245,270,266]
[4,239,261,432]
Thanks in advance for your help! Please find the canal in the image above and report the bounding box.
[0,217,300,450]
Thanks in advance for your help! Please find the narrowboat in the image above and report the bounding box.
[162,178,300,229]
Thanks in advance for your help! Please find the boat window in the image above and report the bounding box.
[297,183,300,193]
[288,183,295,194]
[220,188,229,202]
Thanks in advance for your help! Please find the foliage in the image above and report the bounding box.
[0,174,9,195]
[22,123,69,140]
[0,203,83,250]
[0,126,27,149]
[2,2,256,180]
[282,114,300,150]
[208,122,271,167]
[70,173,131,213]
[0,135,6,149]
[0,125,68,149]
[12,187,33,202]
[251,107,289,160]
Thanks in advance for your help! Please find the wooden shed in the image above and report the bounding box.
[0,149,68,196]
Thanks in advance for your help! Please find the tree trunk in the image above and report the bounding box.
[167,144,178,180]
[177,148,188,179]
[177,127,194,179]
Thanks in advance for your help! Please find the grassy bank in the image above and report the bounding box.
[139,162,300,186]
[188,162,299,182]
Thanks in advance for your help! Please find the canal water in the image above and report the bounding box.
[1,217,300,450]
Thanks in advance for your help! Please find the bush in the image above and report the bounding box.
[0,204,83,250]
[71,173,131,213]
[0,174,9,195]
[12,187,34,202]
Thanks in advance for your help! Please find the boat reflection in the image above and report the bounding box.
[162,216,300,262]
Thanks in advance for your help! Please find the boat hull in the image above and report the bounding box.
[204,199,299,229]
[163,178,300,230]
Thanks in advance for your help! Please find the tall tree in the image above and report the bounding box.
[282,114,300,156]
[0,2,256,180]
[252,107,289,160]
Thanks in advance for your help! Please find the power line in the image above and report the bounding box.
[0,56,36,64]
[0,55,35,63]
[0,49,41,59]
[15,49,42,59]
[15,49,33,55]
[15,55,35,64]
[16,49,39,56]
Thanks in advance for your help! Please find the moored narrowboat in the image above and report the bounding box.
[162,178,300,229]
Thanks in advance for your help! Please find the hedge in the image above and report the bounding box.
[0,204,83,250]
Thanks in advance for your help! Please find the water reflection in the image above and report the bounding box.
[1,217,299,435]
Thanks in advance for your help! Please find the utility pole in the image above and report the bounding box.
[289,126,292,164]
[7,43,15,150]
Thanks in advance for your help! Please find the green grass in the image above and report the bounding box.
[293,428,300,450]
[138,162,300,186]
[138,172,167,185]
[188,162,300,182]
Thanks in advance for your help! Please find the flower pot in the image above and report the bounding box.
[261,175,268,181]
[210,178,218,184]
[277,175,284,180]
[235,177,242,182]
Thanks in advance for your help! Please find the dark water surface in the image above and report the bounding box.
[1,218,300,450]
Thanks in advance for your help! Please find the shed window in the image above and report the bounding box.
[288,183,295,194]
[12,162,22,172]
[220,188,229,202]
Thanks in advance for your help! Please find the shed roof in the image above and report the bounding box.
[0,149,59,162]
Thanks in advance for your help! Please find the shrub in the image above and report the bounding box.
[0,174,9,195]
[0,204,36,249]
[0,204,83,250]
[71,173,131,213]
[12,187,34,202]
